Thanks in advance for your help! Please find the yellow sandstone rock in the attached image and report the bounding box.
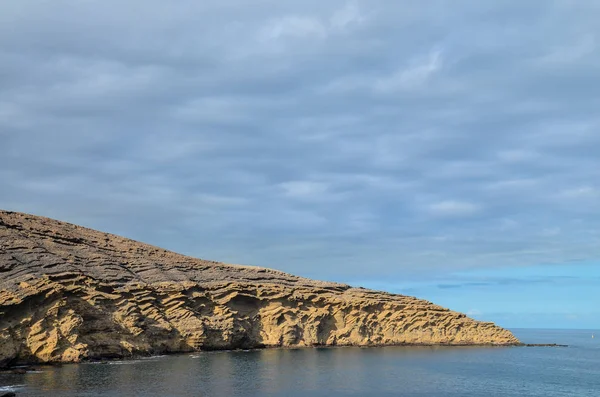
[0,210,519,367]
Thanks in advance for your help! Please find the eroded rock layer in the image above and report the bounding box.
[0,210,518,367]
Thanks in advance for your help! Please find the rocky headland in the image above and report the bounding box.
[0,210,519,368]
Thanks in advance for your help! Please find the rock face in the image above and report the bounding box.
[0,210,519,367]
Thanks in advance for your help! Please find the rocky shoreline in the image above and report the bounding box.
[0,342,567,370]
[1,210,520,368]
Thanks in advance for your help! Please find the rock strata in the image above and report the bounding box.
[0,210,519,367]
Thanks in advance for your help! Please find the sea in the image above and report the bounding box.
[1,329,598,396]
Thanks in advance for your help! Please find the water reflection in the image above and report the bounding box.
[5,330,599,397]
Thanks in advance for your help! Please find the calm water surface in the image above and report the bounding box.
[1,329,599,396]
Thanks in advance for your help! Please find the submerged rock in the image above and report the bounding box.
[0,210,519,367]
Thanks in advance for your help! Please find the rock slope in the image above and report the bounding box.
[0,210,519,367]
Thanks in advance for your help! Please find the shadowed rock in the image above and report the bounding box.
[0,210,519,367]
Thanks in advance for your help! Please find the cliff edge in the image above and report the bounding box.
[0,210,519,367]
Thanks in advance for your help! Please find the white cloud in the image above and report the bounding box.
[259,2,365,42]
[426,200,482,217]
[279,181,330,199]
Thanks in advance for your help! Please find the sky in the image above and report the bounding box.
[1,0,599,329]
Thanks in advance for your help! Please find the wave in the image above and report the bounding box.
[0,385,25,392]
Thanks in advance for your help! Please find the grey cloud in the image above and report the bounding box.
[1,0,600,281]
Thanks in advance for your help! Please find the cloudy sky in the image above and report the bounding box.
[1,1,599,329]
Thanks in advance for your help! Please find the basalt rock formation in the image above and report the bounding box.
[0,210,519,367]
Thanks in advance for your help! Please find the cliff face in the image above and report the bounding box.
[0,210,518,367]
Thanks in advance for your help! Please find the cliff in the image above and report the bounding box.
[0,210,519,367]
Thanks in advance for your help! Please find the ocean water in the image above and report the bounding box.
[1,329,598,396]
